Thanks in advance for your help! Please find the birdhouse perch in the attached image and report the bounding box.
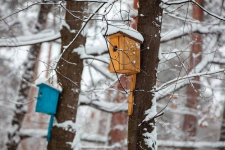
[106,24,143,115]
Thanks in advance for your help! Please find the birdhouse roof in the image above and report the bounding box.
[106,24,144,43]
[37,83,62,93]
[35,78,62,92]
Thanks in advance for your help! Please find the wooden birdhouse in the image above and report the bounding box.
[36,83,61,115]
[106,24,143,75]
[106,24,144,116]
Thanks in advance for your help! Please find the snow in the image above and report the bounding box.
[86,44,108,55]
[0,29,60,47]
[156,35,218,100]
[201,121,209,127]
[72,46,109,64]
[80,133,107,143]
[144,96,157,122]
[105,23,144,42]
[157,140,225,148]
[35,77,62,92]
[113,125,125,131]
[19,129,47,138]
[79,94,127,113]
[161,49,181,60]
[73,45,86,56]
[142,96,157,149]
[72,122,81,150]
[35,77,48,85]
[143,126,157,150]
[61,20,71,31]
[54,120,76,132]
[161,24,225,43]
[18,128,225,149]
[104,0,115,8]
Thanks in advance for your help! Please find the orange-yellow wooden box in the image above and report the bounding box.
[107,32,141,75]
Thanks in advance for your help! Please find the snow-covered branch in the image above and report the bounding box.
[89,63,115,81]
[0,29,60,47]
[156,36,218,100]
[23,129,225,148]
[19,129,47,138]
[156,69,225,92]
[211,57,225,65]
[80,133,107,143]
[161,24,225,43]
[162,0,225,22]
[158,140,225,148]
[79,95,127,113]
[1,23,224,48]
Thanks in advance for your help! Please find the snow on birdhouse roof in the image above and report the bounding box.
[105,24,144,43]
[35,78,62,92]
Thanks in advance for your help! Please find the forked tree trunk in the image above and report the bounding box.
[182,1,203,150]
[7,5,52,150]
[47,2,87,150]
[128,1,163,150]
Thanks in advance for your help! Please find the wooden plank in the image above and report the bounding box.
[128,74,136,115]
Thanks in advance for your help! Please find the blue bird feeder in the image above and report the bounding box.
[35,83,61,141]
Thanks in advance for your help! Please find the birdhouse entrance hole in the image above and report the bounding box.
[113,45,118,52]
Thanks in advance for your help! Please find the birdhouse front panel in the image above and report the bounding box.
[108,33,140,75]
[109,34,120,73]
[36,84,61,115]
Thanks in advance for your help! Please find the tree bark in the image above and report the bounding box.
[128,1,163,150]
[220,101,225,150]
[182,1,203,150]
[47,2,87,150]
[7,4,52,150]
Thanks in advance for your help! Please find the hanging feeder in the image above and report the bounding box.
[35,83,61,141]
[106,24,143,115]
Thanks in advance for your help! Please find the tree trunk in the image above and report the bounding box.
[220,105,225,150]
[7,4,52,150]
[47,2,87,150]
[182,1,203,150]
[128,1,163,150]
